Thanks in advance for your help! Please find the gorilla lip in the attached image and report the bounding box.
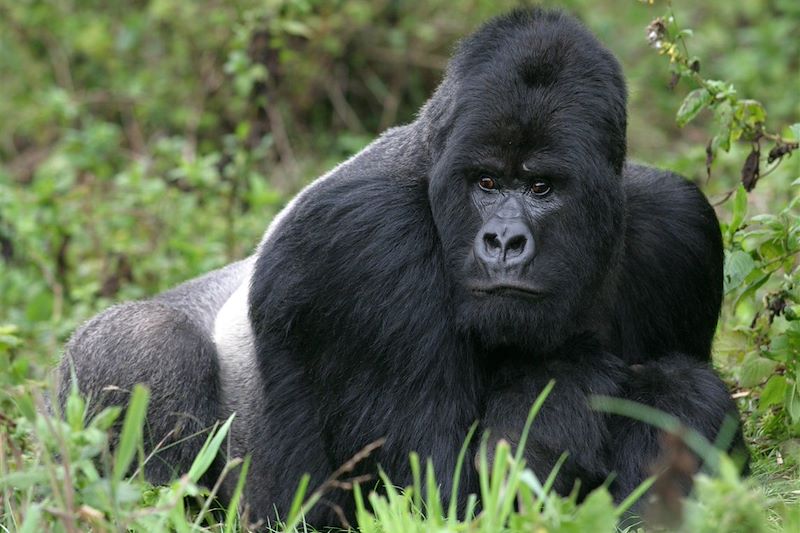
[469,283,545,300]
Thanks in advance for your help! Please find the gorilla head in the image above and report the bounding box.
[424,10,628,353]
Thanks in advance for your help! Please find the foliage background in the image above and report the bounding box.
[1,0,799,529]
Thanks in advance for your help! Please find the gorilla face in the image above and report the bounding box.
[426,16,627,353]
[432,125,624,353]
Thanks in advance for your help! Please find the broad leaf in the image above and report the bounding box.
[724,250,755,293]
[676,88,712,127]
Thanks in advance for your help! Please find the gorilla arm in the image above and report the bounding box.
[604,165,747,498]
[244,130,484,523]
[482,340,630,498]
[482,165,746,502]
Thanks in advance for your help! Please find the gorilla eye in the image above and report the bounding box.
[530,180,552,196]
[478,176,497,191]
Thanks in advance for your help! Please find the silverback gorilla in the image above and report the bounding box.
[58,8,746,526]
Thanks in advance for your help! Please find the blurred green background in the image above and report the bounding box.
[1,0,798,349]
[1,0,799,503]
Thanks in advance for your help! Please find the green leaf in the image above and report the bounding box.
[733,268,771,309]
[764,335,793,363]
[66,390,86,431]
[18,503,43,533]
[570,488,617,532]
[90,405,122,431]
[789,123,800,141]
[16,393,37,422]
[724,250,755,293]
[729,184,748,235]
[676,88,712,127]
[705,80,736,99]
[0,469,51,490]
[787,382,800,423]
[750,213,781,229]
[736,99,767,129]
[739,354,777,388]
[712,100,734,152]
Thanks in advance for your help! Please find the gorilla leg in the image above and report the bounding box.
[609,354,746,500]
[58,301,222,483]
[57,259,251,483]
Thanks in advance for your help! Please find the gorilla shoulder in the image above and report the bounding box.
[607,164,724,362]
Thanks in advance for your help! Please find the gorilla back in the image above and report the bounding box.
[59,8,745,526]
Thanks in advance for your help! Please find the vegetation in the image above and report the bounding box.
[1,0,798,530]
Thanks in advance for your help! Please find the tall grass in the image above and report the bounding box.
[0,375,794,532]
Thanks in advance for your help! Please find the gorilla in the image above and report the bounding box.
[58,8,746,526]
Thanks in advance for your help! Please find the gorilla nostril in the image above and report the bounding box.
[483,233,502,255]
[506,235,527,257]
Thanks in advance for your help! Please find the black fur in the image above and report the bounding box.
[58,8,746,527]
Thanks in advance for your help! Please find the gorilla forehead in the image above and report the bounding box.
[443,8,627,174]
[447,94,607,183]
[451,8,623,90]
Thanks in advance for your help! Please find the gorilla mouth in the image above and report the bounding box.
[469,283,546,300]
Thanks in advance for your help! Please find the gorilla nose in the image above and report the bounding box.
[475,219,535,270]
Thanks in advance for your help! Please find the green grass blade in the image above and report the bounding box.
[409,451,422,514]
[224,455,251,533]
[424,458,443,522]
[614,475,656,517]
[281,473,311,531]
[186,414,234,482]
[590,396,722,472]
[447,422,477,523]
[541,452,568,495]
[112,384,150,483]
[477,433,491,511]
[514,379,555,464]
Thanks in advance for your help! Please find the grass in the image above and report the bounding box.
[2,362,797,533]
